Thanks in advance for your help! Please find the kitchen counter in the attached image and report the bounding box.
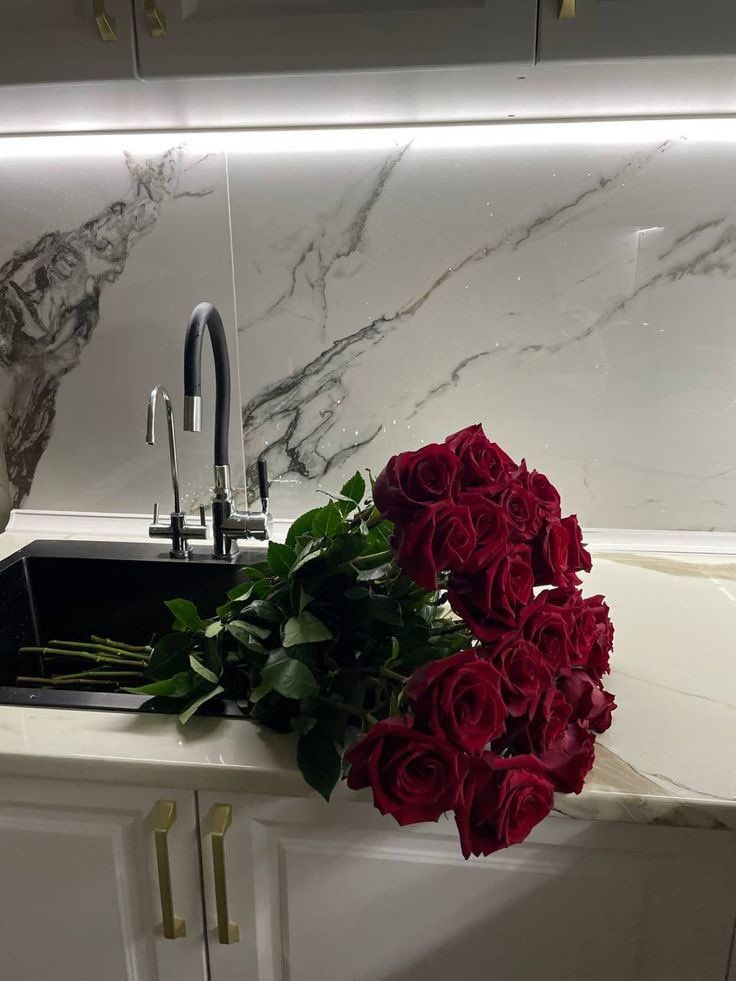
[0,525,734,832]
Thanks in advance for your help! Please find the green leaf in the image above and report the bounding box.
[226,582,255,603]
[283,611,332,647]
[297,728,342,801]
[299,586,313,613]
[267,541,297,577]
[205,621,224,639]
[290,714,317,735]
[356,562,393,582]
[145,633,192,680]
[244,599,282,622]
[343,586,369,601]
[251,656,319,702]
[290,543,327,576]
[340,471,366,506]
[312,501,344,539]
[178,685,225,725]
[228,619,271,640]
[165,598,206,632]
[285,507,323,549]
[124,671,198,699]
[370,595,404,626]
[189,654,219,685]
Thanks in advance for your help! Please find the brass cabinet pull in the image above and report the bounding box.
[211,804,240,945]
[154,800,186,940]
[93,0,117,41]
[559,0,575,18]
[144,0,168,37]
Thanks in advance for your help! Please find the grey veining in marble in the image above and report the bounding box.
[227,127,736,528]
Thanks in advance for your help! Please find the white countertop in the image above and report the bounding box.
[0,526,734,832]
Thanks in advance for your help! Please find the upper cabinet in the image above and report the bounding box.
[133,0,537,78]
[0,0,137,85]
[538,0,736,62]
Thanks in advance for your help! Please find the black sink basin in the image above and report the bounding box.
[0,539,265,717]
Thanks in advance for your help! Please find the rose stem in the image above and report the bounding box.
[19,647,144,668]
[90,636,152,655]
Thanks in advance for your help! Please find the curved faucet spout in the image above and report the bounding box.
[146,383,181,514]
[183,301,231,469]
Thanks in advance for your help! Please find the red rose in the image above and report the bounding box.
[582,594,614,678]
[498,479,542,541]
[538,721,596,794]
[489,635,554,717]
[532,518,582,589]
[373,444,459,521]
[345,717,463,826]
[456,492,509,574]
[558,671,616,734]
[516,687,572,754]
[518,591,575,674]
[445,423,516,488]
[448,545,534,642]
[406,649,507,754]
[393,502,476,590]
[560,514,592,577]
[454,753,554,859]
[523,468,561,520]
[544,590,614,676]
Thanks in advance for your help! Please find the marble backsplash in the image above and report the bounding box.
[2,120,735,533]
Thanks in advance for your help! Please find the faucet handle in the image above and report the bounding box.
[257,458,269,513]
[152,501,160,525]
[198,504,207,527]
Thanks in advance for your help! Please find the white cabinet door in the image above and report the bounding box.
[538,0,736,62]
[134,0,536,78]
[0,775,207,981]
[0,0,137,85]
[199,790,736,981]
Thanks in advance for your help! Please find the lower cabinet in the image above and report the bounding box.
[1,776,735,981]
[200,791,736,981]
[0,776,206,981]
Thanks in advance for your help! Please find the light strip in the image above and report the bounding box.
[1,117,736,157]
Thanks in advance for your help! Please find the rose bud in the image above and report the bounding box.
[454,753,554,859]
[406,649,507,754]
[392,502,476,591]
[345,717,463,826]
[448,545,534,643]
[532,518,581,589]
[445,423,517,488]
[373,444,460,521]
[523,468,562,520]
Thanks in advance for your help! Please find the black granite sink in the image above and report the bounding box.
[0,539,264,716]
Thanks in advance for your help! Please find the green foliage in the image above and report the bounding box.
[123,470,472,801]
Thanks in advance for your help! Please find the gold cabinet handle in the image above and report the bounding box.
[154,800,186,940]
[93,0,117,41]
[211,804,240,945]
[144,0,168,37]
[559,0,575,18]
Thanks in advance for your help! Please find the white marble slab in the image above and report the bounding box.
[0,139,243,530]
[227,120,736,532]
[0,528,733,832]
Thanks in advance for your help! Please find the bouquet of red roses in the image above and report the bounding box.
[346,424,614,858]
[54,422,614,860]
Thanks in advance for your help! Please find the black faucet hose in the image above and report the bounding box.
[183,301,231,467]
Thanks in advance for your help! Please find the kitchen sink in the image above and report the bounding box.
[0,539,265,717]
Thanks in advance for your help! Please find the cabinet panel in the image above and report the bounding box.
[134,0,536,78]
[0,776,206,981]
[538,0,736,62]
[0,0,137,85]
[199,791,736,981]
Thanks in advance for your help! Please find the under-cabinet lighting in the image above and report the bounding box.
[0,117,736,158]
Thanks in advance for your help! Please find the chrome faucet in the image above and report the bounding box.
[183,301,271,559]
[146,384,207,558]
